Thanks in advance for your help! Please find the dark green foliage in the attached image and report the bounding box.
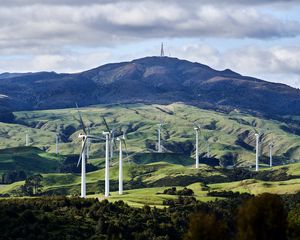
[207,190,252,199]
[1,170,27,183]
[163,187,194,196]
[254,167,291,181]
[0,193,299,240]
[177,188,194,196]
[287,204,300,239]
[184,212,229,240]
[163,187,177,195]
[20,174,44,196]
[58,155,97,173]
[219,153,238,167]
[236,193,287,240]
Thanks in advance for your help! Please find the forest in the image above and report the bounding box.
[0,192,299,240]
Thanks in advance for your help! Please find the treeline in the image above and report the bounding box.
[0,192,299,240]
[1,170,27,184]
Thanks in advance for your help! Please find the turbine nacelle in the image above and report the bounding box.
[78,133,86,139]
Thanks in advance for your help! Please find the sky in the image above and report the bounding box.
[0,0,300,88]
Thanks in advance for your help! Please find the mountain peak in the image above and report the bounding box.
[0,56,299,116]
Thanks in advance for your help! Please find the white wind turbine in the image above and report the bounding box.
[110,130,116,158]
[86,127,92,159]
[117,132,129,195]
[157,119,165,153]
[255,133,260,171]
[25,132,29,146]
[76,105,103,198]
[194,124,200,169]
[102,117,117,197]
[269,136,274,167]
[204,135,211,158]
[55,133,59,155]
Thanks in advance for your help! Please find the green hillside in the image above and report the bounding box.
[3,103,300,166]
[0,103,299,206]
[0,147,62,175]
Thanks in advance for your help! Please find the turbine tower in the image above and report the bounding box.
[255,133,260,171]
[117,133,128,195]
[204,135,210,158]
[102,117,116,197]
[160,42,165,57]
[86,127,90,159]
[103,131,110,197]
[25,132,29,146]
[157,120,165,153]
[78,133,87,198]
[194,124,200,169]
[76,104,103,198]
[110,130,115,158]
[55,133,59,155]
[269,142,274,167]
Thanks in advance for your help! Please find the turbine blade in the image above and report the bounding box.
[102,117,111,133]
[76,103,87,135]
[112,135,117,148]
[122,139,129,158]
[77,138,88,167]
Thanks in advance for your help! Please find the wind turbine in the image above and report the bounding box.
[194,124,200,169]
[55,133,59,155]
[25,132,29,146]
[254,132,260,171]
[110,130,116,158]
[269,136,274,167]
[157,119,165,153]
[117,132,128,195]
[102,117,117,197]
[86,127,91,159]
[204,135,211,158]
[253,126,265,171]
[76,105,102,198]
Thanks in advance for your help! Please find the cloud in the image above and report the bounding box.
[0,51,113,73]
[0,1,299,55]
[173,43,300,87]
[0,0,299,89]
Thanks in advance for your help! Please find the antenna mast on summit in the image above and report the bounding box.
[160,42,165,57]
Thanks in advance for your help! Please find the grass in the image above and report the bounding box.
[89,186,217,208]
[0,147,62,175]
[208,178,300,195]
[0,103,299,206]
[3,102,298,166]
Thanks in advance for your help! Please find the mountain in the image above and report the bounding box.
[1,56,300,116]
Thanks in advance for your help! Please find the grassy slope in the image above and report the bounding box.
[1,160,299,207]
[4,103,299,165]
[0,147,62,175]
[0,103,299,206]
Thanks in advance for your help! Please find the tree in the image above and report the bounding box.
[1,170,27,184]
[20,174,43,196]
[287,204,300,239]
[185,211,229,240]
[236,193,287,240]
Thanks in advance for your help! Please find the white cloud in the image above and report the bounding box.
[0,1,299,54]
[0,0,299,89]
[0,51,112,73]
[173,43,300,87]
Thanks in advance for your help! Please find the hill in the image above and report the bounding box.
[1,103,300,166]
[0,57,300,116]
[0,103,299,205]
